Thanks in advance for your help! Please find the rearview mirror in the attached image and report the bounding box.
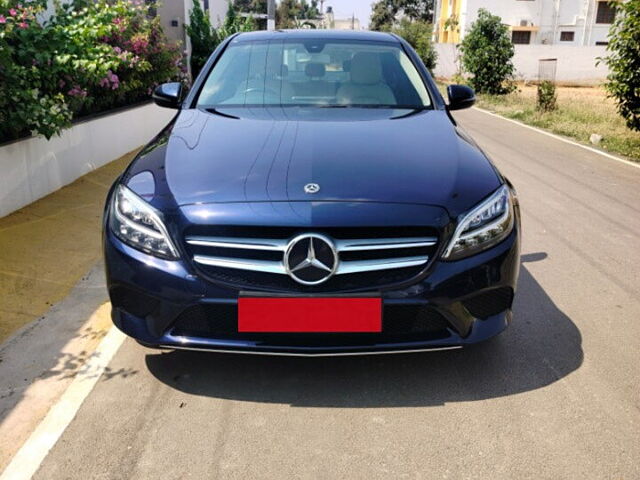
[152,82,183,109]
[447,85,476,111]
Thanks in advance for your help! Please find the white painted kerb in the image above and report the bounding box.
[0,103,176,218]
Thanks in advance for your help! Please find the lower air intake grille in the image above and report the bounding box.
[170,303,452,343]
[462,287,514,319]
[110,286,161,319]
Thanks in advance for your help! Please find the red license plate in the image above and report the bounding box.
[238,297,382,333]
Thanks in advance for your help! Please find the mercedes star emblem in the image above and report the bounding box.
[284,234,338,285]
[304,183,320,194]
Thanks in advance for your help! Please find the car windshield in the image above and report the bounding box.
[196,38,432,109]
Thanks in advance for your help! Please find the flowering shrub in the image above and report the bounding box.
[0,0,186,143]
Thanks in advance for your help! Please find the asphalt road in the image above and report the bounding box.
[32,109,640,479]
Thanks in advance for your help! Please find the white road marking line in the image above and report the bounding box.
[472,106,640,170]
[0,327,126,480]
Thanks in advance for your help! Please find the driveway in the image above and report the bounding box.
[3,109,640,479]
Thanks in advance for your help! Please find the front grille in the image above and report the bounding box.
[183,226,439,292]
[462,287,514,318]
[170,302,452,344]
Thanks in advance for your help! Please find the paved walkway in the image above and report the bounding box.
[0,150,136,343]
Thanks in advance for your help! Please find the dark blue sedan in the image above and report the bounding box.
[103,30,520,355]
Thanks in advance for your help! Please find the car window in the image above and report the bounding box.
[196,39,432,108]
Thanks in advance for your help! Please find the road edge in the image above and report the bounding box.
[0,326,125,480]
[472,106,640,170]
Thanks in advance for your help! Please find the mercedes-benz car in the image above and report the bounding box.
[103,30,520,355]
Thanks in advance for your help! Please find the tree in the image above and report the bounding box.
[370,0,434,31]
[601,0,640,131]
[185,0,216,78]
[391,19,437,71]
[233,0,267,29]
[459,9,515,95]
[370,0,396,31]
[276,0,320,29]
[186,1,255,80]
[233,0,267,13]
[216,2,256,40]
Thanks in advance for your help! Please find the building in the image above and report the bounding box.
[324,7,361,30]
[155,0,229,46]
[305,7,361,30]
[435,0,617,45]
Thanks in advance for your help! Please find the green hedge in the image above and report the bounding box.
[0,0,186,143]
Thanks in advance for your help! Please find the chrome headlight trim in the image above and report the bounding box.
[442,185,514,260]
[110,185,180,260]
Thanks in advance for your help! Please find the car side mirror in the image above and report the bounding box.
[447,84,476,111]
[152,82,183,109]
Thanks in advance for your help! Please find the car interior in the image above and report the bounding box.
[197,40,431,108]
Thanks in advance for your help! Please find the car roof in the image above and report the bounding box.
[233,29,399,43]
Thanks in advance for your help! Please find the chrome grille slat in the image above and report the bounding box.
[186,236,287,251]
[335,237,437,251]
[193,255,286,274]
[336,256,429,275]
[187,231,437,284]
[193,254,429,275]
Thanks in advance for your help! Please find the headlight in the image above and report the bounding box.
[442,185,514,260]
[110,185,180,260]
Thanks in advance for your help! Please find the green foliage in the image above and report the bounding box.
[233,0,267,13]
[459,9,515,95]
[0,0,184,143]
[233,0,267,29]
[216,2,256,43]
[187,1,255,79]
[186,0,216,78]
[370,0,434,31]
[537,81,557,112]
[600,0,640,131]
[276,0,320,29]
[391,19,437,71]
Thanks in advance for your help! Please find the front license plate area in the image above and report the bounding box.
[238,297,382,333]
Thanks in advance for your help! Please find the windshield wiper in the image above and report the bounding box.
[203,107,240,119]
[318,104,428,110]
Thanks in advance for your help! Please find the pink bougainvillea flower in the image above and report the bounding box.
[17,21,27,28]
[8,8,17,16]
[0,15,6,24]
[68,86,87,98]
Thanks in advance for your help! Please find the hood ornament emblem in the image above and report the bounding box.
[304,183,320,194]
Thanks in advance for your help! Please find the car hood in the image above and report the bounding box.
[131,107,501,217]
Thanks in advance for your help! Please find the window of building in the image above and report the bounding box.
[596,1,616,24]
[595,41,609,46]
[560,31,575,41]
[512,31,532,44]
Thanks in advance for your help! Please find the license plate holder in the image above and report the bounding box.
[238,297,382,333]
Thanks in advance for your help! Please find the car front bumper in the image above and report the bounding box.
[104,221,520,355]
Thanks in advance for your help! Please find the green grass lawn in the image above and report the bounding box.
[470,85,640,161]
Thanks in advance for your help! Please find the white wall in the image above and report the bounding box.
[433,43,609,85]
[209,0,229,27]
[459,0,613,46]
[0,104,176,219]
